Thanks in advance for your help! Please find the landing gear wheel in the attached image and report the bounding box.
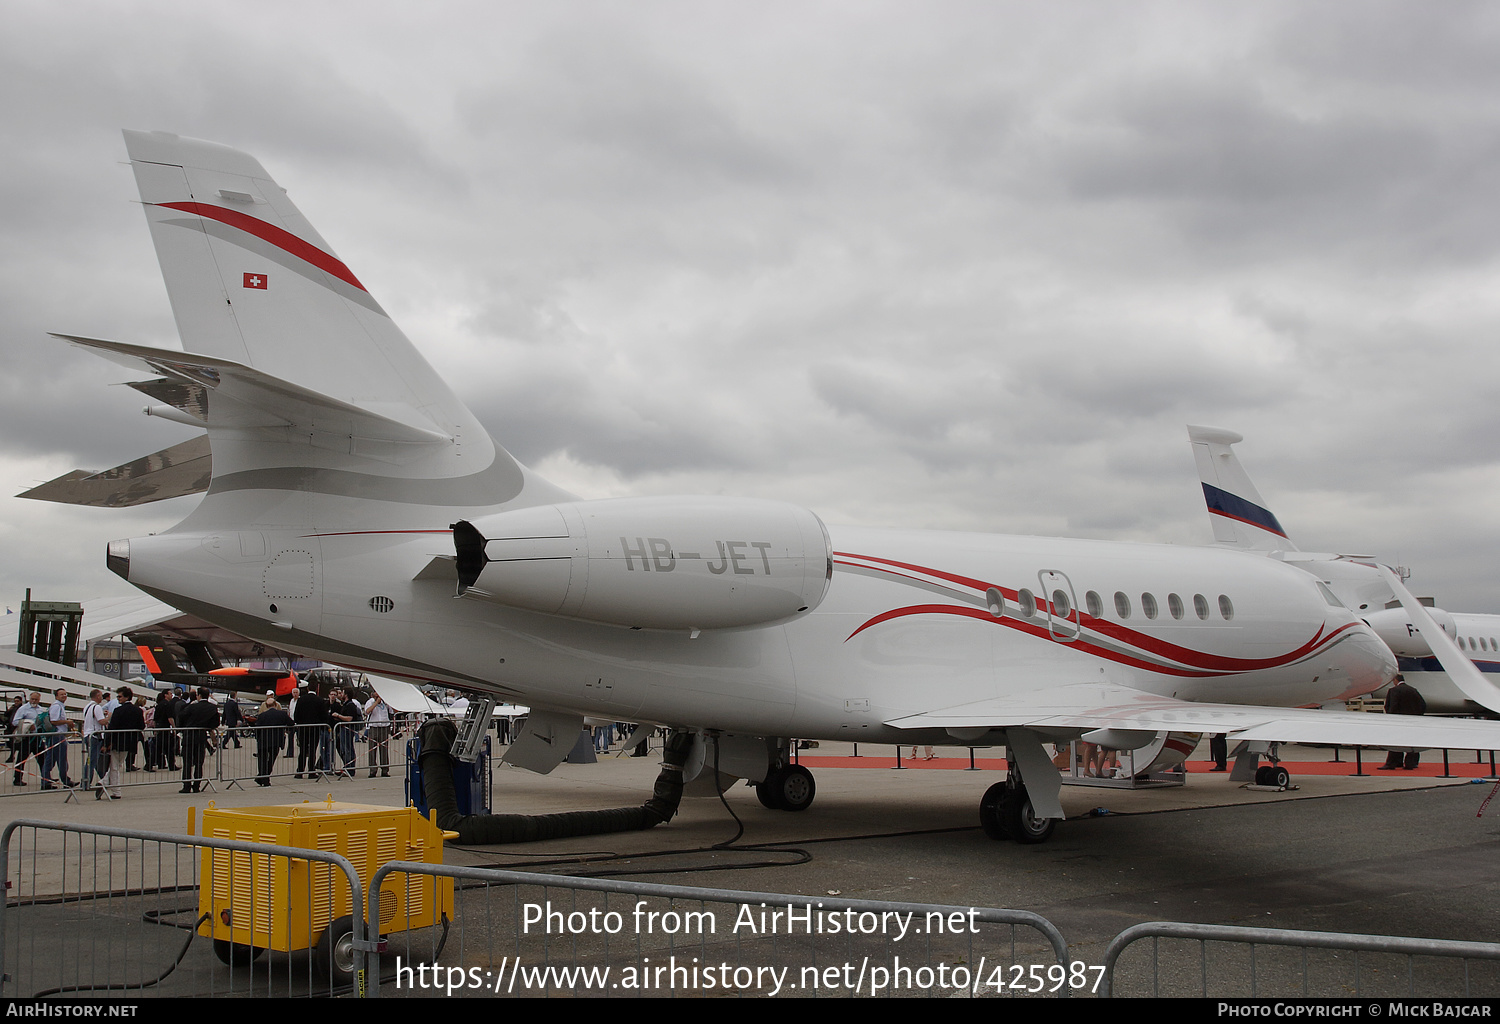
[1000,787,1055,845]
[778,764,816,811]
[212,939,266,966]
[979,782,1011,840]
[760,765,816,811]
[1255,764,1290,788]
[314,915,360,981]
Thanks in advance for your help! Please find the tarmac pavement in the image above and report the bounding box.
[3,738,1499,997]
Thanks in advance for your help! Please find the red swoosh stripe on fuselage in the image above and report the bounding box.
[835,551,1355,678]
[156,201,367,293]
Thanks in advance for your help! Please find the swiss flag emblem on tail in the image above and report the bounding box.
[243,272,268,289]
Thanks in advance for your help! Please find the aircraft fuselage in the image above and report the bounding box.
[114,518,1395,744]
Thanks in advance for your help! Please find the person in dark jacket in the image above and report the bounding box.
[293,686,329,779]
[177,687,221,793]
[1380,674,1428,770]
[252,698,292,786]
[220,693,245,749]
[107,686,145,772]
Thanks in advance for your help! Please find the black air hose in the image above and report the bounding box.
[417,719,692,845]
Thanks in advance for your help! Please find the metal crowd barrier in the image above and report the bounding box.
[1100,921,1500,998]
[8,817,1500,999]
[364,861,1075,998]
[3,721,426,798]
[0,818,365,997]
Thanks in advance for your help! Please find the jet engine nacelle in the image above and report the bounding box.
[1362,605,1457,657]
[453,496,833,631]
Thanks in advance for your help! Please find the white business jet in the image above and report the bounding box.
[1189,425,1500,716]
[28,133,1500,845]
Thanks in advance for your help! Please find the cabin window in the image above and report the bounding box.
[1168,593,1184,620]
[985,588,1005,617]
[1052,589,1072,618]
[1481,638,1489,652]
[1114,592,1131,618]
[1018,588,1037,618]
[1194,593,1210,619]
[1086,591,1103,618]
[1219,595,1234,620]
[1141,593,1159,619]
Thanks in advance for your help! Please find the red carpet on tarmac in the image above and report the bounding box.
[795,754,1500,778]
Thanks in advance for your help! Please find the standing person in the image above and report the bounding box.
[80,690,112,796]
[252,697,292,786]
[42,688,76,789]
[152,691,180,772]
[220,692,246,749]
[109,687,145,773]
[148,692,177,771]
[170,688,190,770]
[329,688,361,777]
[11,693,45,785]
[1380,674,1428,770]
[1209,733,1229,772]
[177,687,220,794]
[4,696,23,763]
[293,685,328,779]
[363,692,391,777]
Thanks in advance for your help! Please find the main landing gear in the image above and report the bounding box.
[978,780,1055,844]
[756,763,816,812]
[979,731,1064,845]
[1254,763,1290,788]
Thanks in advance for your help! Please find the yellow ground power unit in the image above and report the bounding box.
[197,799,454,978]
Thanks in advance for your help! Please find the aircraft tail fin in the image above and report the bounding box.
[59,131,569,525]
[120,131,515,483]
[1187,425,1299,551]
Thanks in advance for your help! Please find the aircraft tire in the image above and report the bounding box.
[1000,787,1055,845]
[1255,765,1290,789]
[755,775,784,810]
[979,782,1011,840]
[212,939,265,966]
[771,764,816,812]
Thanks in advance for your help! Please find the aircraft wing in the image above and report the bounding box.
[887,683,1500,749]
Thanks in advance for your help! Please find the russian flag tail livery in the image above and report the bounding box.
[1188,424,1297,552]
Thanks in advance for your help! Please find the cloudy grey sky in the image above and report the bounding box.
[3,0,1499,616]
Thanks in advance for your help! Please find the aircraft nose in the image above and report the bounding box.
[1343,620,1398,698]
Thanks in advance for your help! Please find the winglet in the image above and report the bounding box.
[1378,565,1500,715]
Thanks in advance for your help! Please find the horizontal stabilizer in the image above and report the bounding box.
[19,435,211,507]
[55,334,453,448]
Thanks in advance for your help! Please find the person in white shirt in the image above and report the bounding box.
[363,693,392,778]
[80,690,112,795]
[42,688,75,789]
